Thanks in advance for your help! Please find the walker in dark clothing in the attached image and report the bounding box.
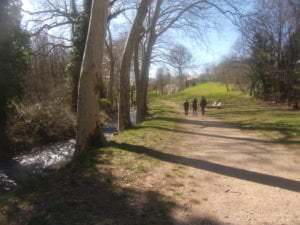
[183,100,189,115]
[192,98,198,116]
[200,97,207,116]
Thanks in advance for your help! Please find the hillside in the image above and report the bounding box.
[1,83,300,225]
[166,82,300,144]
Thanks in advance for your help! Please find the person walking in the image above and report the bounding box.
[183,99,189,115]
[199,96,207,116]
[192,98,198,116]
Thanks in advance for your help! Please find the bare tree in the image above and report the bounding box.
[134,0,164,123]
[156,67,171,94]
[134,0,248,123]
[238,0,300,103]
[167,44,192,89]
[26,33,69,101]
[210,56,251,92]
[106,27,116,107]
[76,0,109,154]
[105,29,128,110]
[118,0,151,131]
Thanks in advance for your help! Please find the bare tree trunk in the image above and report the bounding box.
[106,28,115,108]
[108,59,115,104]
[134,38,143,123]
[70,0,92,113]
[142,77,149,116]
[76,0,108,154]
[118,0,150,131]
[178,67,185,90]
[136,0,163,123]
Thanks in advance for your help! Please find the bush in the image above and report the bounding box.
[98,99,112,112]
[98,98,115,123]
[6,98,76,153]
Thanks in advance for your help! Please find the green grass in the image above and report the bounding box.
[0,98,179,225]
[1,83,299,224]
[167,82,300,144]
[169,82,256,105]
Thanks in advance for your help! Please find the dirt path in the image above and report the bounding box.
[142,103,300,225]
[1,103,299,225]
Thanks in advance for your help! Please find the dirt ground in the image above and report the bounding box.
[133,104,300,225]
[1,102,299,225]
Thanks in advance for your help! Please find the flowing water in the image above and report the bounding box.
[0,140,76,194]
[0,111,137,194]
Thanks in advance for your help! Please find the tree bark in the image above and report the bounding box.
[134,25,145,124]
[136,0,216,122]
[71,0,92,113]
[136,0,163,123]
[76,0,108,154]
[108,58,115,105]
[118,0,150,131]
[106,27,115,108]
[134,37,143,122]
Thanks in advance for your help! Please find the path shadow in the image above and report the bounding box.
[150,117,300,145]
[155,117,235,129]
[111,142,300,193]
[1,150,228,225]
[1,150,176,225]
[182,217,226,225]
[134,126,300,145]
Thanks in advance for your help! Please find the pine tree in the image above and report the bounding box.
[0,0,30,156]
[68,0,92,112]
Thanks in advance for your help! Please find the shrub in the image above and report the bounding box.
[98,99,112,112]
[6,98,76,153]
[98,98,115,123]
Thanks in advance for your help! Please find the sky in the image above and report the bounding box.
[21,0,239,76]
[178,23,239,74]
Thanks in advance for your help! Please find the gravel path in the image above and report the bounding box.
[154,105,300,225]
[1,104,299,225]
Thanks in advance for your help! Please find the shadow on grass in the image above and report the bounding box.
[1,149,226,225]
[150,109,178,118]
[154,117,236,128]
[153,117,300,144]
[110,142,300,193]
[211,108,300,139]
[133,125,300,145]
[182,217,226,225]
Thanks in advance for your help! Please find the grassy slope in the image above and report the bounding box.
[0,99,180,225]
[167,82,300,144]
[1,83,299,224]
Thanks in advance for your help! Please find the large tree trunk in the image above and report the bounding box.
[107,28,115,108]
[136,0,163,123]
[108,59,115,105]
[118,0,150,131]
[71,0,92,113]
[138,57,151,122]
[76,0,108,154]
[134,36,144,124]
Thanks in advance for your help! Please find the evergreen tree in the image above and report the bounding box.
[0,0,30,155]
[249,32,275,97]
[0,0,30,124]
[286,28,300,108]
[68,0,92,112]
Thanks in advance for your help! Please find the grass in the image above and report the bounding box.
[0,98,180,225]
[168,82,257,106]
[167,82,300,144]
[1,82,299,224]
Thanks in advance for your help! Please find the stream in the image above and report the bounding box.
[0,111,136,195]
[0,140,76,194]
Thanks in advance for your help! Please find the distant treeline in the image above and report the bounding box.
[201,0,300,109]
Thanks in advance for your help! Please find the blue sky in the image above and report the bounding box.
[21,0,239,76]
[178,24,238,74]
